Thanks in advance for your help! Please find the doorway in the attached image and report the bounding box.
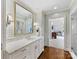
[48,17,64,49]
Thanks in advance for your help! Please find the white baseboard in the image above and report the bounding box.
[64,49,77,59]
[70,50,77,59]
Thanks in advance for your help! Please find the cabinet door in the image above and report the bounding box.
[11,47,28,59]
[26,43,35,59]
[34,40,40,59]
[40,39,44,51]
[11,50,27,59]
[11,54,27,59]
[37,39,44,56]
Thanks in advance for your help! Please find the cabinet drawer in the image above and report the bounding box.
[11,47,28,59]
[27,43,35,59]
[11,54,27,59]
[12,47,27,55]
[40,39,44,48]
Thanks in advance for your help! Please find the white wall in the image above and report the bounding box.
[2,0,6,59]
[35,11,44,36]
[71,10,77,55]
[6,0,17,40]
[64,11,71,51]
[44,14,49,46]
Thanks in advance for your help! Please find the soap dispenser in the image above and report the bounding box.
[36,27,40,36]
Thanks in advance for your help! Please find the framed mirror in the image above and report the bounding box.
[14,2,33,35]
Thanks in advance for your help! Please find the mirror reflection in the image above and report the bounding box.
[14,3,33,35]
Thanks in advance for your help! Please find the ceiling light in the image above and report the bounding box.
[54,7,57,9]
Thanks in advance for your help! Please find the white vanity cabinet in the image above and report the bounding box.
[39,38,44,54]
[27,42,35,59]
[6,46,28,59]
[6,37,44,59]
[34,38,44,59]
[34,40,40,59]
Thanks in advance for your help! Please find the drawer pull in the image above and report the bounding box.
[21,49,26,52]
[35,46,37,49]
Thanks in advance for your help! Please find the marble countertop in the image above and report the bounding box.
[6,36,43,53]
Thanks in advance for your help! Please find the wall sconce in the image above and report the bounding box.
[34,22,40,36]
[34,22,39,26]
[6,15,13,26]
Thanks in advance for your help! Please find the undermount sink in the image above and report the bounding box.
[25,36,36,40]
[28,38,34,40]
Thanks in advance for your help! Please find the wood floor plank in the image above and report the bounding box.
[38,47,72,59]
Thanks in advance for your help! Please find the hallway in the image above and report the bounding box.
[3,0,77,59]
[38,47,72,59]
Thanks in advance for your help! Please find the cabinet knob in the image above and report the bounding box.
[21,49,26,52]
[35,46,37,49]
[23,56,26,59]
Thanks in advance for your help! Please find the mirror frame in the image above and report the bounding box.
[14,1,34,36]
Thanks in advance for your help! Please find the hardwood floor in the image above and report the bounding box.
[38,47,72,59]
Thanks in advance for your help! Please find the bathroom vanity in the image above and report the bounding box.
[5,36,44,59]
[5,1,44,59]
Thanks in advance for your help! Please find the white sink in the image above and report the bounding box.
[25,36,36,40]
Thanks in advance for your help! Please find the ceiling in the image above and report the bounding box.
[19,0,74,12]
